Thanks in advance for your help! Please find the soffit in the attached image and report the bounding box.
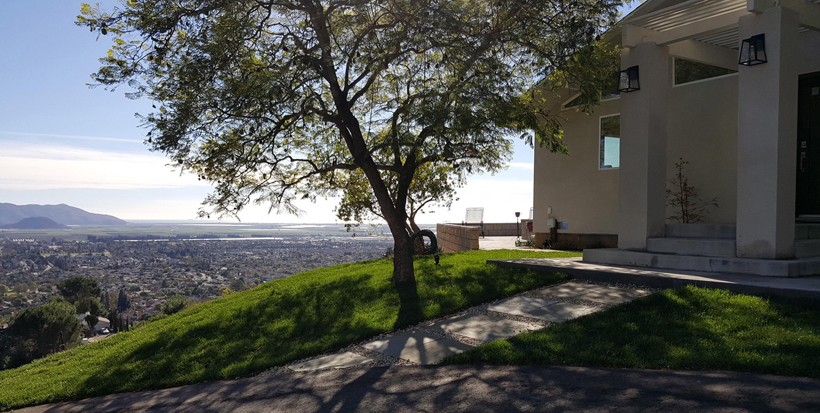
[622,0,746,33]
[621,0,815,49]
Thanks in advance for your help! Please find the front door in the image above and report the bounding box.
[796,72,820,220]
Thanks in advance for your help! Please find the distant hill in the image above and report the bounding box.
[0,203,127,226]
[0,217,68,230]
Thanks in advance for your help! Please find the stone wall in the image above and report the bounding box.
[437,224,479,253]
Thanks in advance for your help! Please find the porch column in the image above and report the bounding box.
[736,6,799,259]
[618,42,670,250]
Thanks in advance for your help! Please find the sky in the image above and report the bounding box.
[0,2,639,225]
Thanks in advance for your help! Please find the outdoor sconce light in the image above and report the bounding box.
[617,66,640,93]
[739,34,767,66]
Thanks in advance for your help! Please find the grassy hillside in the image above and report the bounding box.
[445,286,820,378]
[0,250,578,410]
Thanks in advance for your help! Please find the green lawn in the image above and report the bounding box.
[445,286,820,378]
[0,250,577,410]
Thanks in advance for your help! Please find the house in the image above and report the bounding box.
[76,312,111,333]
[533,0,820,276]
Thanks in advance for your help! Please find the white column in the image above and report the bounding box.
[618,43,671,250]
[736,6,799,259]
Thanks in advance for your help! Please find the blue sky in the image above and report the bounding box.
[0,1,637,224]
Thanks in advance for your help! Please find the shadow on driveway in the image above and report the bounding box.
[20,365,820,412]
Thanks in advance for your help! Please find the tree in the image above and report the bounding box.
[337,162,464,234]
[78,0,621,284]
[109,308,120,333]
[229,279,248,292]
[75,296,107,318]
[0,284,7,296]
[7,298,82,367]
[57,277,101,304]
[666,157,719,223]
[101,290,111,311]
[10,296,23,308]
[117,289,131,312]
[162,296,189,315]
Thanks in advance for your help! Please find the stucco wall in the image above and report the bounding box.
[533,31,820,239]
[533,98,621,236]
[798,31,820,75]
[436,224,479,253]
[666,74,738,224]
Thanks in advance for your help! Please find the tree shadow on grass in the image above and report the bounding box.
[448,286,820,379]
[2,254,570,409]
[75,271,392,401]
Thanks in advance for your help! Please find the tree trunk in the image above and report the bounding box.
[389,222,416,283]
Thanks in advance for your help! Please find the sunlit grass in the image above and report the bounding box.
[445,286,820,378]
[0,249,577,410]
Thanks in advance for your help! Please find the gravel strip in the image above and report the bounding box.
[485,310,552,327]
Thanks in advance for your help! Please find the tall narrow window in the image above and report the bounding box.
[600,115,620,169]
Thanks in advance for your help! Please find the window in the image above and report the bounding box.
[674,57,737,86]
[562,73,621,110]
[562,93,584,110]
[600,115,620,169]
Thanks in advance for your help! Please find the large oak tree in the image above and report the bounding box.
[78,0,621,284]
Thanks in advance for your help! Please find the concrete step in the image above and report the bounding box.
[647,237,736,257]
[796,239,820,259]
[664,223,736,239]
[487,257,820,299]
[582,248,820,278]
[796,224,820,240]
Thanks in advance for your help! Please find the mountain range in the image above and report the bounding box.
[0,203,127,226]
[0,217,68,230]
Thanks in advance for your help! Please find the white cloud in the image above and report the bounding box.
[0,141,535,225]
[0,131,143,144]
[0,143,207,190]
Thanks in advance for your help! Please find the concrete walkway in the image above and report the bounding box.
[489,257,820,299]
[20,365,820,412]
[284,280,649,371]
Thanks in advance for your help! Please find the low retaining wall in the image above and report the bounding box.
[437,224,480,253]
[460,222,533,238]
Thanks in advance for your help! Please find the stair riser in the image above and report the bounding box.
[583,249,819,278]
[796,240,820,259]
[647,238,736,258]
[796,225,820,240]
[664,224,736,239]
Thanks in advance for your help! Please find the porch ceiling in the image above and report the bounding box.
[621,0,820,49]
[622,0,747,33]
[693,26,812,50]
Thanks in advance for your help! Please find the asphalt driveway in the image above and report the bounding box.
[17,365,820,412]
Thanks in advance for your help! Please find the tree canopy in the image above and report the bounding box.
[57,277,101,304]
[7,298,83,367]
[161,296,189,315]
[117,289,131,312]
[78,0,622,283]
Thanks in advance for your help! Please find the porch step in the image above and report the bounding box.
[647,237,736,258]
[583,248,820,278]
[796,239,820,259]
[796,224,820,240]
[664,223,736,239]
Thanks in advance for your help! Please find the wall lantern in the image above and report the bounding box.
[739,34,767,66]
[617,66,640,93]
